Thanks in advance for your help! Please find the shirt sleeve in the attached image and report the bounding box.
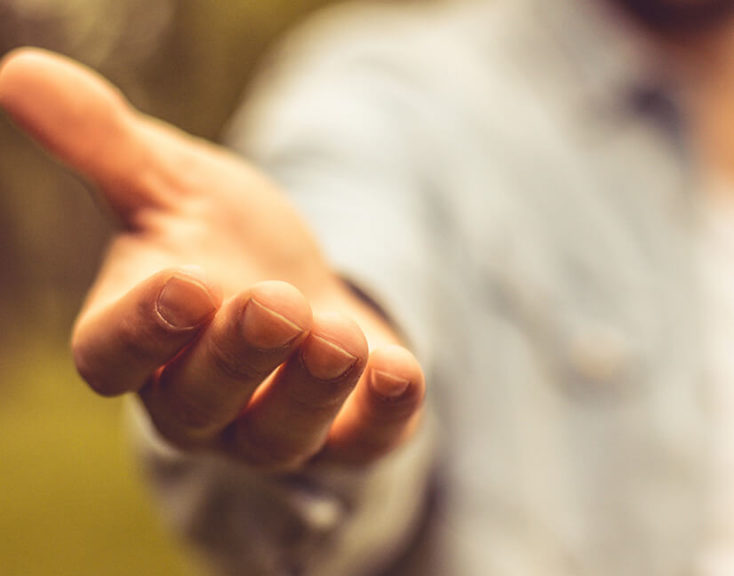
[228,27,444,365]
[128,7,444,576]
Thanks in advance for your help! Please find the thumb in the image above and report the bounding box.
[0,47,170,223]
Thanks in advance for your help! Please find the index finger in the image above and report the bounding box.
[73,268,221,396]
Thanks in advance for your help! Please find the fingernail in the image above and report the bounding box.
[370,370,410,398]
[302,335,357,380]
[241,298,304,349]
[156,274,218,330]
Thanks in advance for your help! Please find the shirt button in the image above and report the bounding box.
[564,324,635,393]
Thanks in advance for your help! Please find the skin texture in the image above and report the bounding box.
[0,48,425,472]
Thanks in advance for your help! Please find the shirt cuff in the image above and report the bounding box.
[125,396,437,576]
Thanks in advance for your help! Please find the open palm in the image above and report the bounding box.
[0,48,425,471]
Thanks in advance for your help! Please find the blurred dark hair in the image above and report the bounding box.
[613,0,734,32]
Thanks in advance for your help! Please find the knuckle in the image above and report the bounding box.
[207,336,273,384]
[364,392,422,423]
[145,392,220,446]
[169,396,219,432]
[287,386,348,415]
[233,427,313,471]
[117,313,164,363]
[154,379,223,434]
[287,363,357,411]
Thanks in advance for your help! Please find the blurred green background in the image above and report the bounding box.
[0,1,336,574]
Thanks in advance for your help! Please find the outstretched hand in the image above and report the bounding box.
[0,48,424,471]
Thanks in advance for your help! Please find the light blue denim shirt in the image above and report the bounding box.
[135,0,713,574]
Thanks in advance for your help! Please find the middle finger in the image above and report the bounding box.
[140,281,312,448]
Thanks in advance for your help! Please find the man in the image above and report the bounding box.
[0,0,732,573]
